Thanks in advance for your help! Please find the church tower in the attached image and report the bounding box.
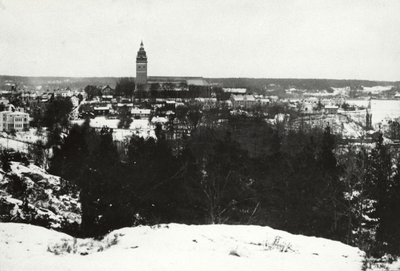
[136,41,147,85]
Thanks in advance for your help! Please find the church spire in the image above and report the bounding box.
[136,41,147,61]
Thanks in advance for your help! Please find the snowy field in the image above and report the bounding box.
[0,222,365,271]
[0,129,44,152]
[0,137,29,152]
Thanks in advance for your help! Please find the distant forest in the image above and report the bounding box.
[0,75,398,92]
[207,78,400,94]
[0,75,122,90]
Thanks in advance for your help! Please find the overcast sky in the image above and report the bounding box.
[0,0,399,81]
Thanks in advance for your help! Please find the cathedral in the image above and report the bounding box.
[135,42,209,94]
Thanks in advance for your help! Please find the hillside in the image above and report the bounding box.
[0,222,365,271]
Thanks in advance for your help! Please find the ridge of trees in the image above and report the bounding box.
[207,78,398,94]
[1,75,398,94]
[43,111,400,259]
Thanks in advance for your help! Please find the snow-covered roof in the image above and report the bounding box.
[151,116,168,123]
[223,88,247,94]
[94,106,109,110]
[186,78,209,86]
[117,103,134,107]
[231,94,256,102]
[0,111,29,116]
[131,109,151,114]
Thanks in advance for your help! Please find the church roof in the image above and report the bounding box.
[147,76,209,86]
[186,78,209,86]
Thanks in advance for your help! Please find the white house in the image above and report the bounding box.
[324,105,339,114]
[230,94,256,109]
[0,111,30,132]
[131,108,151,119]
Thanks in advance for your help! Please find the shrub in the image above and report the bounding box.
[264,236,294,253]
[6,174,27,199]
[47,233,123,255]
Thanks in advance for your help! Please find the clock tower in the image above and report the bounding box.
[136,41,147,85]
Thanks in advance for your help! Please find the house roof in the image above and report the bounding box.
[117,103,133,107]
[94,107,109,110]
[147,76,209,86]
[231,94,256,102]
[223,88,247,94]
[7,112,29,116]
[131,109,151,114]
[186,78,209,86]
[0,111,29,116]
[102,85,114,91]
[325,105,339,109]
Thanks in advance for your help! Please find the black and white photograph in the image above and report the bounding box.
[0,0,400,270]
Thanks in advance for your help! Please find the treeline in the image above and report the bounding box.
[45,114,400,258]
[2,75,398,93]
[0,75,118,90]
[207,77,397,94]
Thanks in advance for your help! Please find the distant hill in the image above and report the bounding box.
[0,75,398,92]
[206,77,399,93]
[0,75,126,91]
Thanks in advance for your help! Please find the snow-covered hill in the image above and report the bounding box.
[0,162,81,229]
[0,222,365,271]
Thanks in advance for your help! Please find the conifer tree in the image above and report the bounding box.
[363,133,393,256]
[79,127,125,236]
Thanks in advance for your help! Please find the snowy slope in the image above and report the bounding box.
[0,162,81,229]
[0,137,29,152]
[0,222,364,271]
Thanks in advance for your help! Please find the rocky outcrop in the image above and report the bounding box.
[0,162,81,231]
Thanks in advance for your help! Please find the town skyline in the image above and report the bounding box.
[1,0,399,81]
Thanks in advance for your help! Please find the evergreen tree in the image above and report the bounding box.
[363,133,393,256]
[319,125,337,171]
[79,127,125,236]
[117,105,133,129]
[380,159,400,255]
[115,78,135,100]
[1,149,12,172]
[48,121,90,186]
[126,135,188,224]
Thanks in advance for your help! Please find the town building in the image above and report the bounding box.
[93,106,110,116]
[131,108,151,119]
[0,111,30,132]
[136,41,148,86]
[324,105,339,114]
[135,42,210,98]
[230,94,256,109]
